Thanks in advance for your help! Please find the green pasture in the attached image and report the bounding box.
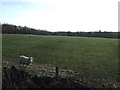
[2,34,119,84]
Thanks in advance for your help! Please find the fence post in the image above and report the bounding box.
[55,66,59,79]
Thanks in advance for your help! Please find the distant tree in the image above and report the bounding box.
[99,30,101,32]
[2,23,119,38]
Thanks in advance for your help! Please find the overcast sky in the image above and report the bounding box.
[0,0,119,32]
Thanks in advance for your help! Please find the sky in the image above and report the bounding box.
[0,0,119,32]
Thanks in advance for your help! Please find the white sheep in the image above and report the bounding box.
[28,35,32,37]
[19,55,33,66]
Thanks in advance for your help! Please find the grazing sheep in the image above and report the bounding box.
[19,55,33,66]
[28,35,32,37]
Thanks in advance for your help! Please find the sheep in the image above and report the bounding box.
[28,35,32,37]
[19,55,33,67]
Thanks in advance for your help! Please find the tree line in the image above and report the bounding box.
[2,23,119,38]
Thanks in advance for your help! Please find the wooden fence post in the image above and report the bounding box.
[55,66,59,79]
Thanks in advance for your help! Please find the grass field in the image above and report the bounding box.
[2,34,119,87]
